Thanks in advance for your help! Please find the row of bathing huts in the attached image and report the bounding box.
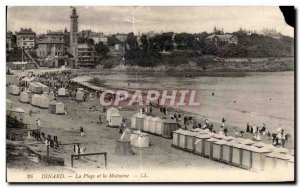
[110,108,294,173]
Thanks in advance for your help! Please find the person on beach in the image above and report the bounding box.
[36,118,41,129]
[246,123,250,132]
[80,126,85,137]
[29,107,32,117]
[224,127,228,136]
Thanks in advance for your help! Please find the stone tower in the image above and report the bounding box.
[70,7,78,68]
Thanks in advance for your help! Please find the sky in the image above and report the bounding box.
[7,6,294,37]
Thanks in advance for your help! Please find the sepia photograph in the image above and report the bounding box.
[5,5,295,183]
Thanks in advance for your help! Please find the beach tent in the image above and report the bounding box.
[212,139,227,161]
[48,100,57,114]
[109,112,123,127]
[42,85,49,93]
[29,82,43,94]
[9,85,20,95]
[162,119,178,139]
[49,91,55,101]
[172,129,183,147]
[178,130,191,149]
[56,102,65,114]
[251,146,272,172]
[58,88,67,96]
[154,117,163,135]
[20,76,35,86]
[6,99,12,109]
[106,107,119,121]
[131,113,139,129]
[75,90,84,101]
[143,116,152,132]
[130,131,150,148]
[39,94,50,108]
[7,107,25,122]
[20,91,29,103]
[221,140,233,164]
[204,137,219,159]
[136,114,145,130]
[31,94,41,106]
[149,117,156,133]
[241,145,256,170]
[186,131,198,152]
[194,133,213,156]
[120,129,131,141]
[231,141,244,167]
[265,152,290,171]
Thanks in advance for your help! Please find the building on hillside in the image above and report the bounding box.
[36,30,66,58]
[77,43,99,67]
[90,32,108,45]
[6,31,16,51]
[15,28,36,49]
[205,34,238,46]
[260,28,282,39]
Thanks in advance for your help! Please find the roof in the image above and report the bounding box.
[37,40,65,44]
[206,34,236,40]
[8,107,25,113]
[110,112,122,117]
[17,28,36,35]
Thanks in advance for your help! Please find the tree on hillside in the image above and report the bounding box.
[95,41,109,58]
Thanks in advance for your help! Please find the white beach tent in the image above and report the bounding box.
[230,141,244,167]
[9,85,20,95]
[136,114,145,130]
[42,85,49,94]
[31,94,41,106]
[251,146,272,172]
[212,139,227,161]
[48,100,57,114]
[194,133,213,156]
[58,88,67,96]
[186,131,198,152]
[130,131,150,148]
[39,94,50,109]
[265,152,290,171]
[20,91,29,103]
[172,129,182,147]
[143,115,152,132]
[29,82,43,94]
[75,90,84,101]
[106,107,119,121]
[149,117,156,133]
[131,113,139,129]
[241,145,256,170]
[109,112,123,127]
[56,102,65,114]
[178,130,191,149]
[154,117,163,135]
[204,137,219,159]
[6,99,12,109]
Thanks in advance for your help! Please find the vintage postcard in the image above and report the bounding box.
[6,6,295,183]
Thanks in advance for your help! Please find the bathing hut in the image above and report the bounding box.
[29,82,43,94]
[251,146,272,172]
[20,91,29,103]
[186,131,198,152]
[194,133,213,156]
[265,152,290,171]
[130,131,150,148]
[75,89,84,101]
[31,94,41,107]
[42,85,49,93]
[58,88,67,96]
[221,139,233,164]
[131,113,139,129]
[204,137,219,158]
[149,117,156,134]
[162,119,178,139]
[231,141,244,167]
[241,145,255,170]
[6,99,12,109]
[212,139,227,161]
[143,115,152,132]
[48,101,57,114]
[136,114,145,130]
[154,117,163,135]
[172,129,183,147]
[106,107,119,121]
[56,102,65,114]
[178,130,191,149]
[39,94,50,108]
[108,112,123,128]
[9,85,20,95]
